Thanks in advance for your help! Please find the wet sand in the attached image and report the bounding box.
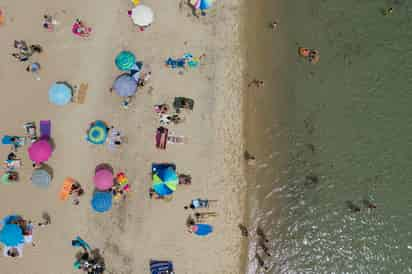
[0,0,246,273]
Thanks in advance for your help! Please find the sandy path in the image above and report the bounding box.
[0,0,245,273]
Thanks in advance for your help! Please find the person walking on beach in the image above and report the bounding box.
[258,238,272,257]
[346,201,361,212]
[255,253,269,270]
[269,21,278,30]
[257,226,269,243]
[238,224,249,237]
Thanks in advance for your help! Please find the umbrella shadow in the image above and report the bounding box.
[40,163,54,180]
[56,81,73,92]
[95,163,114,174]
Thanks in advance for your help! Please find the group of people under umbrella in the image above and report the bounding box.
[0,215,34,257]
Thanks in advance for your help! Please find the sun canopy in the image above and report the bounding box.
[131,5,154,26]
[87,120,108,145]
[49,82,72,106]
[31,168,51,188]
[112,74,138,97]
[152,165,178,196]
[115,51,136,71]
[28,139,52,163]
[91,191,113,213]
[0,224,24,247]
[94,168,114,191]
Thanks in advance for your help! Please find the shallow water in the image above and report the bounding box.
[245,0,412,273]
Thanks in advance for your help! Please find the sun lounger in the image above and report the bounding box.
[150,260,174,274]
[173,97,194,113]
[40,120,51,140]
[72,83,88,104]
[59,177,75,200]
[23,122,37,143]
[156,127,168,149]
[167,133,187,144]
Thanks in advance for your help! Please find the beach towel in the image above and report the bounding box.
[2,136,24,146]
[192,224,213,236]
[165,57,186,69]
[71,236,91,251]
[40,120,51,140]
[150,260,174,274]
[59,177,75,200]
[155,127,168,149]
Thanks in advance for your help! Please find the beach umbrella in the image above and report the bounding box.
[190,0,215,10]
[115,51,136,71]
[112,74,138,97]
[31,168,51,188]
[91,191,112,213]
[94,169,114,191]
[0,224,24,246]
[131,5,154,26]
[48,82,72,106]
[152,166,178,196]
[28,139,52,164]
[87,120,108,145]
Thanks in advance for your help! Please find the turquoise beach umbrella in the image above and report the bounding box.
[0,224,24,247]
[87,120,108,145]
[115,51,136,71]
[48,82,72,106]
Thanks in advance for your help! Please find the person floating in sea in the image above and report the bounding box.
[269,21,278,30]
[248,79,264,88]
[346,201,361,212]
[362,199,377,209]
[383,7,393,16]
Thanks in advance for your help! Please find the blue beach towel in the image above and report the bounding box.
[193,224,213,236]
[150,260,174,274]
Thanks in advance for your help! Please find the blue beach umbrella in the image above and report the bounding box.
[152,166,178,196]
[0,224,24,247]
[112,74,138,97]
[48,82,72,106]
[87,120,108,145]
[115,51,136,71]
[91,191,112,213]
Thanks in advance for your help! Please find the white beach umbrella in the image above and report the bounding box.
[131,5,154,26]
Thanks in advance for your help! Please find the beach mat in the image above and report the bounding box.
[40,120,51,140]
[73,83,88,104]
[59,177,75,200]
[155,127,168,149]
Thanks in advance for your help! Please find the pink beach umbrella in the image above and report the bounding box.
[93,169,114,191]
[28,140,52,164]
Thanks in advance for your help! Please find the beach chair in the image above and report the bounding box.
[59,177,75,200]
[150,260,174,274]
[173,97,194,113]
[40,120,51,140]
[167,133,187,144]
[72,83,88,104]
[23,122,38,143]
[156,127,168,149]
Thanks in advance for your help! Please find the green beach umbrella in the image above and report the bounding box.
[115,51,136,71]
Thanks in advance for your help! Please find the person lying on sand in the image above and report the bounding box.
[184,199,217,210]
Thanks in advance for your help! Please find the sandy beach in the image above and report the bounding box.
[0,0,246,273]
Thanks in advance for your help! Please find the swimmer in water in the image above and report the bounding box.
[383,7,393,16]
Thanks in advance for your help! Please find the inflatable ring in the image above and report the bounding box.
[299,47,310,57]
[309,50,320,64]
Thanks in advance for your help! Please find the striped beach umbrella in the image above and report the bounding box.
[48,82,72,106]
[87,120,108,145]
[115,51,136,71]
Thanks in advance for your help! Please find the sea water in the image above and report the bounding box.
[245,0,412,273]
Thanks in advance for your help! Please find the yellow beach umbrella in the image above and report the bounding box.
[131,0,140,6]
